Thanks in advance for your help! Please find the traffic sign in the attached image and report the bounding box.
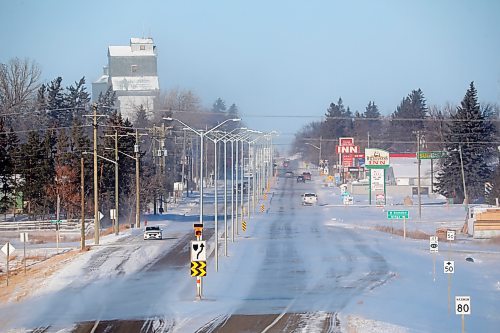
[444,261,454,274]
[447,230,456,241]
[387,210,409,219]
[418,151,447,160]
[343,195,353,205]
[20,232,29,242]
[242,220,247,231]
[191,261,207,277]
[455,296,471,315]
[1,242,15,256]
[50,219,62,224]
[191,241,206,261]
[430,236,439,253]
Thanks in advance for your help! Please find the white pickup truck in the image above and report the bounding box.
[143,226,162,240]
[302,192,318,205]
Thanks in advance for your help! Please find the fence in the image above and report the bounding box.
[0,219,94,234]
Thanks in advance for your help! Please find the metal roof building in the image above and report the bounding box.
[92,37,160,121]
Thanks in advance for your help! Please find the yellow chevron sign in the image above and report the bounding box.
[191,261,207,277]
[260,204,265,212]
[242,220,247,231]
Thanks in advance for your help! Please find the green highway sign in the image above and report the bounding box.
[418,151,447,160]
[387,210,409,219]
[50,220,62,224]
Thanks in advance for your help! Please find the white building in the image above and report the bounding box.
[92,37,160,121]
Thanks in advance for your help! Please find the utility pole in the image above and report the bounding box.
[81,156,85,250]
[105,130,121,235]
[83,103,108,245]
[134,129,141,228]
[114,130,119,234]
[92,104,100,245]
[182,129,187,198]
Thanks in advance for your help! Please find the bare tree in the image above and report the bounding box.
[0,57,41,116]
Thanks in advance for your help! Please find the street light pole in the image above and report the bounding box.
[163,117,240,273]
[305,142,321,168]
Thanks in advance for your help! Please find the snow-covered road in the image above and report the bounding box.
[1,165,500,332]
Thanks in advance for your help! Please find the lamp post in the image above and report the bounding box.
[232,130,256,234]
[305,141,321,169]
[209,128,247,256]
[164,117,240,272]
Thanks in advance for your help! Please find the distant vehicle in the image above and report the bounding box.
[302,172,312,181]
[297,175,305,183]
[302,192,318,205]
[144,226,162,240]
[285,171,294,178]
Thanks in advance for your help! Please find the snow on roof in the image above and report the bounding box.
[111,76,159,91]
[108,45,155,57]
[93,74,108,84]
[391,158,433,178]
[130,37,153,44]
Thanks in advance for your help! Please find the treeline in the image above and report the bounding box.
[293,83,499,204]
[0,57,242,221]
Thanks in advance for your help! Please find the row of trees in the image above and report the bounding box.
[0,57,243,222]
[293,83,499,203]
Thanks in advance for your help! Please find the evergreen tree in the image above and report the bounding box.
[19,131,47,217]
[389,89,427,151]
[97,86,117,115]
[134,104,150,129]
[228,103,239,116]
[56,129,72,165]
[211,98,227,113]
[100,112,135,218]
[320,98,353,165]
[36,84,48,111]
[0,120,14,213]
[46,77,66,125]
[65,77,90,122]
[435,82,496,203]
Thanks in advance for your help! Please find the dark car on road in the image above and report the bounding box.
[302,172,312,181]
[297,175,305,183]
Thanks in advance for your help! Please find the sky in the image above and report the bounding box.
[1,0,499,146]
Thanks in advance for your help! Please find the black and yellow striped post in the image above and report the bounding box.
[260,204,265,213]
[242,220,247,232]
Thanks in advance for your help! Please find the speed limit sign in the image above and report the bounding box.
[443,261,454,274]
[429,236,438,253]
[455,296,470,315]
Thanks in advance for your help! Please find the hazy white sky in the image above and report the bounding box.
[1,0,499,143]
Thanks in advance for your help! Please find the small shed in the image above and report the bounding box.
[468,207,500,238]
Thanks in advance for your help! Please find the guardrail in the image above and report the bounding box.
[0,219,95,233]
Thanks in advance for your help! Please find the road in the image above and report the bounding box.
[2,168,394,332]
